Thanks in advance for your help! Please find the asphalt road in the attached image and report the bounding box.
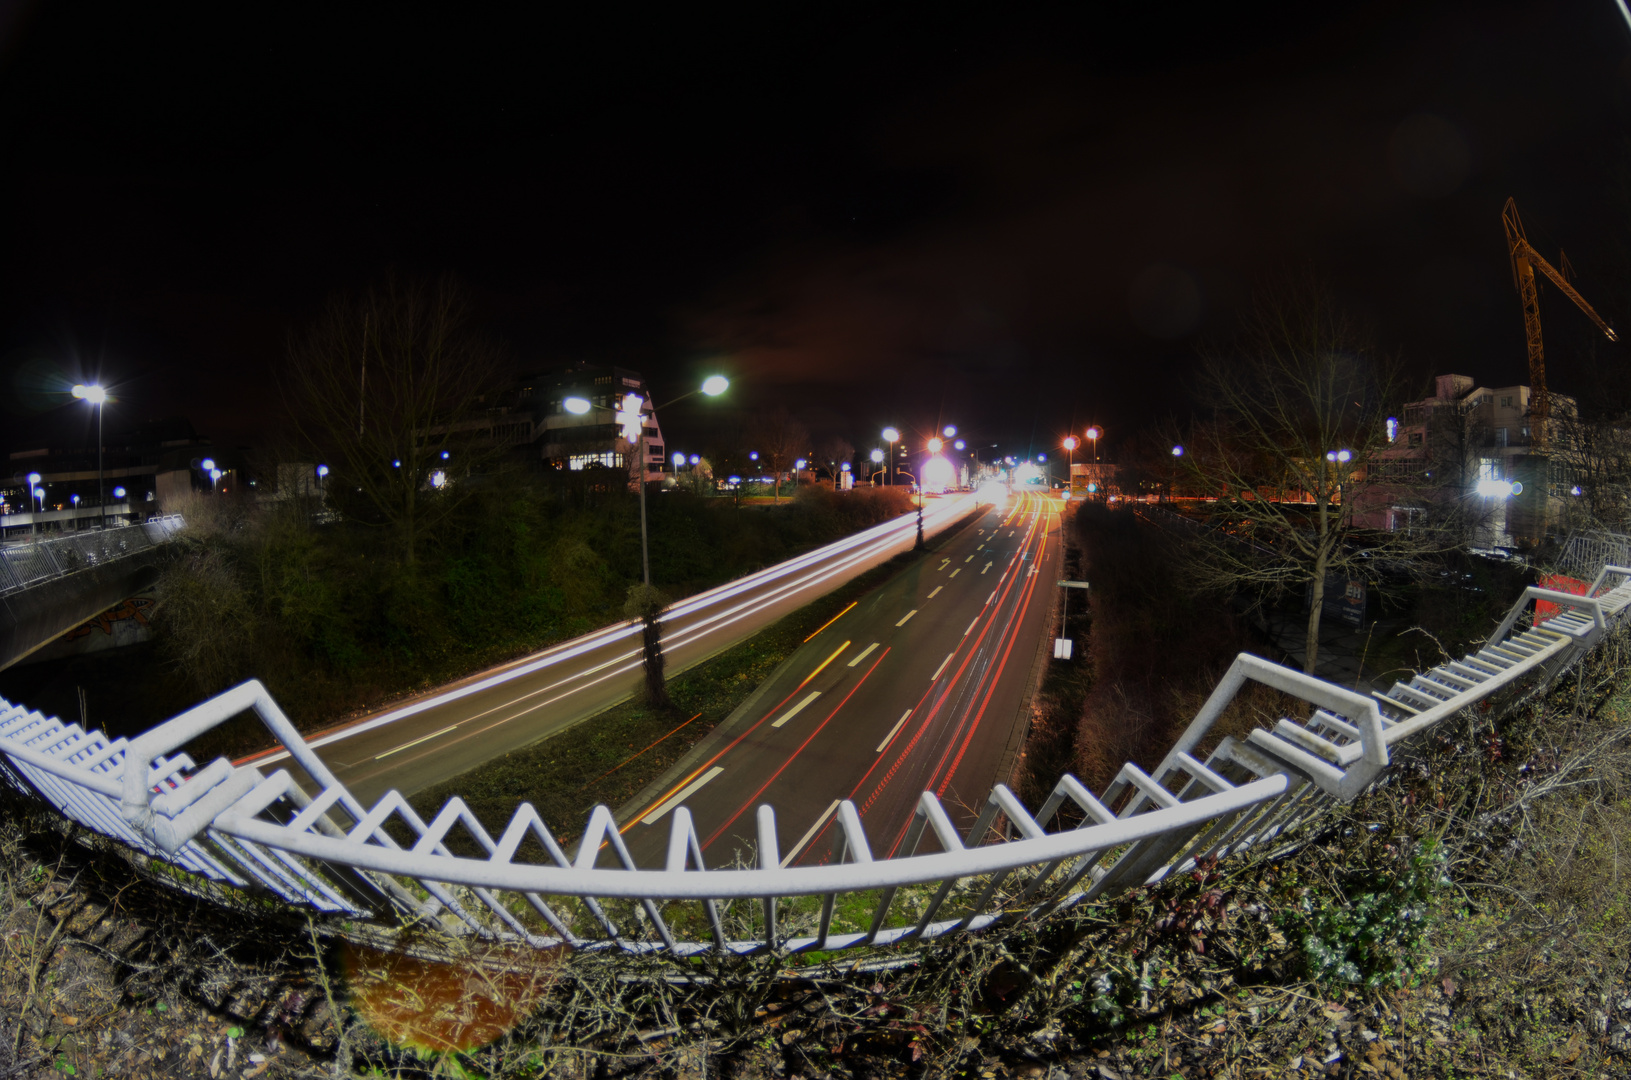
[239,493,982,805]
[620,490,1063,869]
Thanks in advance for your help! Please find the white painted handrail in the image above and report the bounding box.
[1,526,1629,956]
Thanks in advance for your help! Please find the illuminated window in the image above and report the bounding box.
[567,452,619,471]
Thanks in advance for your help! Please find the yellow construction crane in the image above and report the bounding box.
[1502,196,1618,449]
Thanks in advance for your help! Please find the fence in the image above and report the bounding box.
[1557,528,1631,582]
[0,545,1628,958]
[0,516,185,597]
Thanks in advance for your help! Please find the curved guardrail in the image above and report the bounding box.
[0,515,184,597]
[0,545,1627,957]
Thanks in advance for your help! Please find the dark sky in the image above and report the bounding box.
[4,2,1631,461]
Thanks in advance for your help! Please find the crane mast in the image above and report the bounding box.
[1501,197,1618,450]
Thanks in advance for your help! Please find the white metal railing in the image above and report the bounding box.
[1,546,1629,957]
[0,516,184,597]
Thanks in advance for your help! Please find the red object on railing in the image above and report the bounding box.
[1536,573,1587,621]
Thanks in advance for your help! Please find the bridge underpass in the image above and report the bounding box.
[0,518,183,671]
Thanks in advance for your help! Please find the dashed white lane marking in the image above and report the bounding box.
[981,561,993,574]
[932,652,955,680]
[949,568,961,578]
[876,711,912,754]
[375,724,460,760]
[782,799,842,867]
[964,617,979,636]
[896,609,918,627]
[771,690,823,728]
[847,642,880,667]
[928,585,943,598]
[642,766,725,825]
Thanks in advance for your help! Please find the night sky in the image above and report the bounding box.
[4,2,1631,462]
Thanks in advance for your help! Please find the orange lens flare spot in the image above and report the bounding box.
[343,940,562,1053]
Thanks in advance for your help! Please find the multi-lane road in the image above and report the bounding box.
[241,492,989,805]
[622,491,1062,868]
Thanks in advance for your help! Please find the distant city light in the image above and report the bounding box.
[201,458,216,472]
[689,454,701,465]
[71,383,107,404]
[701,375,730,396]
[393,459,401,468]
[1171,445,1184,456]
[563,396,592,415]
[441,450,450,460]
[1038,453,1047,462]
[1571,485,1583,496]
[1327,448,1352,464]
[728,475,741,484]
[431,470,447,488]
[749,451,759,461]
[113,486,126,498]
[1386,417,1398,442]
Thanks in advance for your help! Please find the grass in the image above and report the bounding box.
[407,512,980,853]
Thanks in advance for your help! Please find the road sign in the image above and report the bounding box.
[1057,580,1090,589]
[1053,638,1074,659]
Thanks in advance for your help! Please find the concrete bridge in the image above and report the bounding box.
[0,517,183,670]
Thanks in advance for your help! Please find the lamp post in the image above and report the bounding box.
[1085,425,1101,466]
[633,375,729,586]
[882,427,900,487]
[26,473,41,536]
[1063,435,1078,493]
[71,384,107,528]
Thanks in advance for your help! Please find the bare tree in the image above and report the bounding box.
[281,276,508,564]
[746,407,810,503]
[1172,279,1451,673]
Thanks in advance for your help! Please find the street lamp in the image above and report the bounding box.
[1085,425,1102,465]
[72,384,108,528]
[316,463,329,499]
[563,396,592,415]
[943,425,957,438]
[635,376,729,586]
[882,427,900,486]
[26,473,41,535]
[1063,435,1078,492]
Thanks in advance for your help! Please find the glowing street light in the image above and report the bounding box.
[953,439,965,451]
[942,424,957,438]
[701,375,730,397]
[316,463,329,499]
[927,437,943,453]
[113,486,126,499]
[73,384,109,528]
[1171,445,1184,456]
[563,396,592,415]
[1085,425,1102,465]
[870,448,884,462]
[26,472,41,534]
[882,427,900,486]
